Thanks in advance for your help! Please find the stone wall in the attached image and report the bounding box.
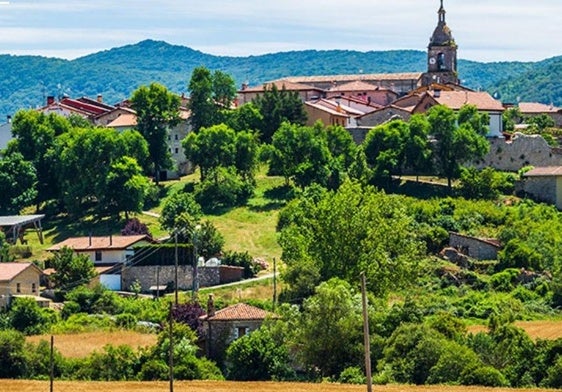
[121,265,243,292]
[477,133,562,172]
[523,177,557,205]
[449,232,500,261]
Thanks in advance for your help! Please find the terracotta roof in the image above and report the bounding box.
[0,263,41,282]
[524,166,562,177]
[202,303,270,321]
[48,235,151,251]
[329,80,382,92]
[284,72,423,84]
[305,101,350,117]
[519,102,561,114]
[60,98,110,116]
[107,113,138,128]
[429,91,504,111]
[241,80,322,93]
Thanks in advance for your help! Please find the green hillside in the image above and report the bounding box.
[0,39,559,118]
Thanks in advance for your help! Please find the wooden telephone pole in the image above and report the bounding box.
[361,273,373,392]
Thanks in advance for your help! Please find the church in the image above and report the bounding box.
[238,0,505,139]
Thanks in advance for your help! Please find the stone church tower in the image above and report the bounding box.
[422,0,459,86]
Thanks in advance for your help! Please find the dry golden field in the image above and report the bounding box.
[0,380,558,392]
[467,320,562,340]
[26,330,158,358]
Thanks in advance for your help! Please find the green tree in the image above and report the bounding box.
[188,66,216,133]
[223,102,264,133]
[7,110,71,209]
[296,278,363,378]
[364,119,408,185]
[101,156,150,219]
[212,70,237,108]
[226,325,295,381]
[0,152,37,215]
[427,105,489,191]
[404,114,432,178]
[0,329,28,378]
[279,180,423,298]
[48,246,96,291]
[130,82,181,183]
[268,122,331,188]
[0,232,10,262]
[254,84,307,143]
[159,191,202,232]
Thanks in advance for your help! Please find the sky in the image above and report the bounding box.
[0,0,560,63]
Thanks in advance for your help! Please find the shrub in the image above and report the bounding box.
[0,329,28,378]
[121,218,152,238]
[490,269,520,292]
[460,365,509,387]
[338,366,366,384]
[115,313,138,329]
[194,167,254,212]
[222,250,260,278]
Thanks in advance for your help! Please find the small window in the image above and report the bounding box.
[236,326,248,338]
[32,283,36,293]
[16,283,21,293]
[174,148,179,154]
[174,134,179,140]
[95,251,102,262]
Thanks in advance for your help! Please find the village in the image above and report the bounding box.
[1,0,562,388]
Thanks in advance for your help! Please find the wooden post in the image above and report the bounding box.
[361,273,373,392]
[174,231,178,305]
[169,302,174,392]
[50,335,54,392]
[272,257,277,311]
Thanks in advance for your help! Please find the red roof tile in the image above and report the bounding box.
[203,303,270,321]
[107,113,138,128]
[519,102,561,114]
[429,91,504,111]
[524,166,562,177]
[0,263,41,282]
[48,235,151,251]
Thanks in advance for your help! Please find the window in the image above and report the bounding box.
[174,148,179,154]
[236,326,248,338]
[95,251,102,262]
[32,283,36,293]
[174,134,179,140]
[16,283,21,293]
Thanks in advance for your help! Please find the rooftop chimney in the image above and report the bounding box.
[47,96,55,105]
[97,94,103,103]
[6,115,11,124]
[109,234,113,246]
[88,233,92,247]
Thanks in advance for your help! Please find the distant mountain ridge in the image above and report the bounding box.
[0,39,559,119]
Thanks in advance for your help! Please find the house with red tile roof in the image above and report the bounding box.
[0,263,44,308]
[48,234,154,265]
[518,102,562,128]
[326,80,398,106]
[238,79,325,105]
[199,297,272,361]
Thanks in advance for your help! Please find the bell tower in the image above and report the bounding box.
[422,0,459,86]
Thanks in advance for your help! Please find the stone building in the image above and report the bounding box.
[199,298,271,362]
[449,232,501,261]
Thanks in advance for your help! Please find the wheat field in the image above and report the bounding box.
[467,320,562,340]
[0,380,558,392]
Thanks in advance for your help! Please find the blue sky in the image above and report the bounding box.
[0,0,560,62]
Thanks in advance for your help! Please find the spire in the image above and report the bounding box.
[438,0,446,24]
[430,0,454,46]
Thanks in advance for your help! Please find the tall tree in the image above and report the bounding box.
[0,152,37,215]
[188,66,216,133]
[254,84,307,143]
[7,110,70,208]
[48,246,96,291]
[364,119,408,185]
[212,70,237,108]
[404,114,432,179]
[131,83,181,183]
[427,105,489,191]
[278,180,423,299]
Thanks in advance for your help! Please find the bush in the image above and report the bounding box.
[490,269,520,292]
[0,329,28,378]
[194,167,254,212]
[460,365,509,387]
[338,366,366,384]
[115,313,138,329]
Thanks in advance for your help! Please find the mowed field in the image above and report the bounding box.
[467,320,562,340]
[26,331,158,358]
[0,380,558,392]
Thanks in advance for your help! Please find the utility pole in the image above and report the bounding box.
[50,335,54,392]
[169,302,174,392]
[272,257,277,311]
[361,273,373,392]
[174,231,179,305]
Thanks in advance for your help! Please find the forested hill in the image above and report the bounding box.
[0,39,559,118]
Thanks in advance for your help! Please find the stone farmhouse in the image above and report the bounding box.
[0,262,45,308]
